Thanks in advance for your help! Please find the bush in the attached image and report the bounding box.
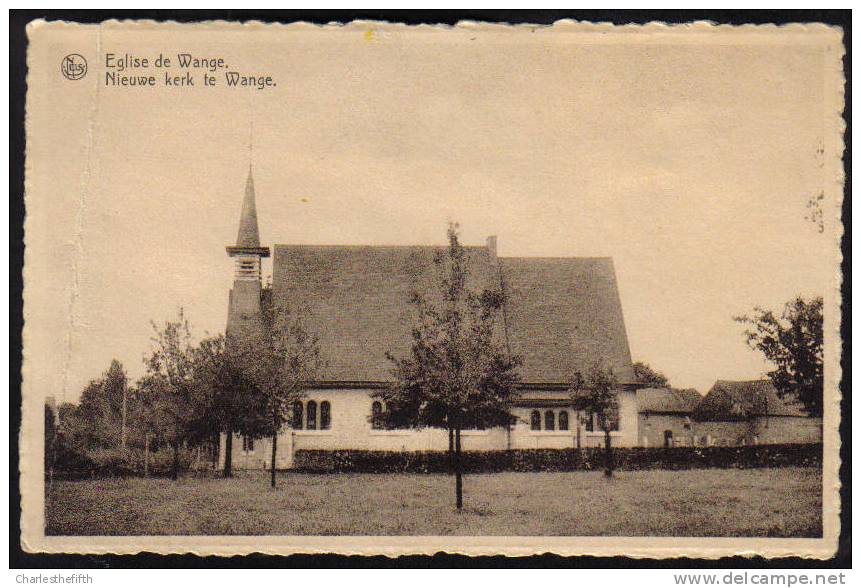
[49,445,201,479]
[293,443,822,474]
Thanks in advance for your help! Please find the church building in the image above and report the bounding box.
[220,170,640,470]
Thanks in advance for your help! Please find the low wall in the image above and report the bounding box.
[293,443,822,474]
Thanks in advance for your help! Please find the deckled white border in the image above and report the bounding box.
[20,18,846,559]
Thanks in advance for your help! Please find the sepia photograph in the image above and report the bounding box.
[18,16,845,559]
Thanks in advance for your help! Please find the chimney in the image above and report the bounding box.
[486,235,498,259]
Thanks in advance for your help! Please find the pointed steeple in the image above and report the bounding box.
[227,165,270,267]
[236,166,261,248]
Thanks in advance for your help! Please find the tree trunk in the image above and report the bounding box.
[603,427,613,478]
[144,434,150,478]
[448,426,454,473]
[211,430,219,470]
[224,431,233,478]
[171,441,180,480]
[454,427,463,510]
[270,431,277,489]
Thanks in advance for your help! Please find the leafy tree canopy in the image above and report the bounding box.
[735,296,824,417]
[632,361,670,388]
[74,359,127,448]
[570,360,620,430]
[378,223,521,433]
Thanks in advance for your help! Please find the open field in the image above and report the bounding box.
[45,467,822,537]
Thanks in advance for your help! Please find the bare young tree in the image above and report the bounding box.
[144,308,197,480]
[570,361,620,478]
[237,297,321,489]
[379,223,521,509]
[192,334,267,477]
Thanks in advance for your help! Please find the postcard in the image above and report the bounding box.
[20,18,845,558]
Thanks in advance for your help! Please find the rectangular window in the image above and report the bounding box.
[603,409,620,432]
[320,401,331,430]
[242,436,254,452]
[371,401,383,430]
[292,401,303,429]
[586,409,620,432]
[306,400,317,430]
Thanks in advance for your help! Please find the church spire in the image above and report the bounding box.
[227,165,270,280]
[235,167,261,247]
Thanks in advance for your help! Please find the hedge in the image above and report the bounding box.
[293,443,822,474]
[47,446,201,479]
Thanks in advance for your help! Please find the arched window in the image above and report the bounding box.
[320,401,331,430]
[558,411,569,431]
[371,401,383,430]
[545,410,555,431]
[291,401,303,430]
[530,410,541,431]
[307,400,317,430]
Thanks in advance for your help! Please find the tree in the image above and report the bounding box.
[130,375,169,477]
[378,223,521,509]
[632,361,669,388]
[191,334,267,477]
[570,361,620,478]
[735,296,824,417]
[238,295,321,489]
[44,402,57,477]
[52,402,91,470]
[144,309,198,480]
[75,360,128,449]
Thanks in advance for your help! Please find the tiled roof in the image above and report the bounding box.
[693,380,808,420]
[272,243,635,385]
[500,257,635,384]
[235,169,261,248]
[637,388,703,414]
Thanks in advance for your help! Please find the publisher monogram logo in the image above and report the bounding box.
[61,54,87,80]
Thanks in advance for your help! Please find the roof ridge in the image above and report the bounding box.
[273,243,488,250]
[500,255,613,261]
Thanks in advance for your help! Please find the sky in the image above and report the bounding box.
[25,22,839,403]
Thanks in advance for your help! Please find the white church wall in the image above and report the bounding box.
[292,389,509,452]
[507,390,639,450]
[220,388,641,470]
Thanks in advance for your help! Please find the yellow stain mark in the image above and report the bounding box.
[301,197,309,203]
[364,29,375,42]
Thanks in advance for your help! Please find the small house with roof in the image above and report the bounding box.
[692,380,822,446]
[219,169,641,469]
[637,388,703,447]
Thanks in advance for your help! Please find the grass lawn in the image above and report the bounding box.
[45,467,821,537]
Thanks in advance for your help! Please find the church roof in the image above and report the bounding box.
[500,256,635,384]
[235,169,261,247]
[693,380,808,420]
[272,243,635,385]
